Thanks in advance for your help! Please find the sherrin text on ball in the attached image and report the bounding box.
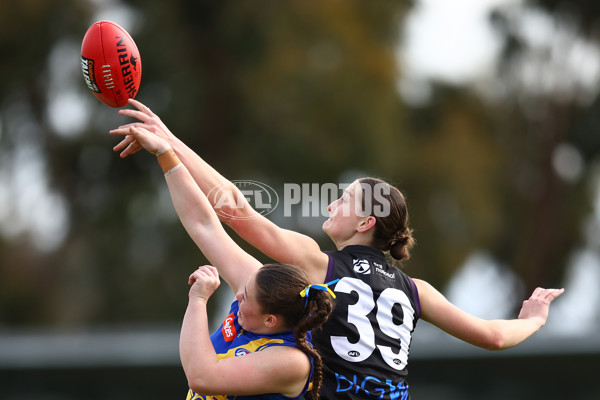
[81,20,142,108]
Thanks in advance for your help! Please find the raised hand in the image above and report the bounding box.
[187,265,221,302]
[110,99,176,158]
[110,125,170,156]
[517,287,565,325]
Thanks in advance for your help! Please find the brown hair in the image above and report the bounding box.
[254,264,333,400]
[357,177,415,262]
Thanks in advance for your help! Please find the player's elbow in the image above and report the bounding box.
[187,374,214,395]
[187,381,206,395]
[183,358,222,394]
[482,329,509,351]
[484,336,505,351]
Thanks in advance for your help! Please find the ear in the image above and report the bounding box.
[264,314,278,328]
[357,216,376,233]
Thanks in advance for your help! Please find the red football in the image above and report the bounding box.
[81,21,142,108]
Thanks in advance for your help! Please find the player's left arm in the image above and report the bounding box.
[414,279,564,350]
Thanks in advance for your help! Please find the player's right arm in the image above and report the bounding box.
[111,99,330,283]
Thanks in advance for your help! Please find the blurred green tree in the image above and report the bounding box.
[1,0,599,327]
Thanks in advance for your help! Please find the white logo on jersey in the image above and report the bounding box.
[353,259,371,274]
[374,263,396,280]
[235,348,250,356]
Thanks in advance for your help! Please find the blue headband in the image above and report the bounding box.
[299,279,340,308]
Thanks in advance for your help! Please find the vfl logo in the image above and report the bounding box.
[222,312,237,342]
[235,348,251,356]
[353,259,371,274]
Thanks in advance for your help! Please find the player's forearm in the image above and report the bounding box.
[179,299,218,381]
[164,164,218,228]
[485,317,544,350]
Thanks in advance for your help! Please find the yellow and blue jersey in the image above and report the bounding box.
[185,300,313,400]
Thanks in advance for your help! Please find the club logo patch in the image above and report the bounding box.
[235,348,250,356]
[353,259,371,274]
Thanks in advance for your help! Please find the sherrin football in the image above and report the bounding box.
[81,21,142,108]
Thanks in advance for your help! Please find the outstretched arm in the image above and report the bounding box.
[414,279,564,350]
[111,100,329,283]
[111,125,261,293]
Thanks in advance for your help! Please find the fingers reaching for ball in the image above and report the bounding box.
[110,125,169,156]
[112,133,143,158]
[109,98,177,159]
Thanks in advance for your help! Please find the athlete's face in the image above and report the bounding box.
[323,180,365,242]
[235,272,268,332]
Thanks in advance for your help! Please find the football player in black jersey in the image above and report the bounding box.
[111,99,564,400]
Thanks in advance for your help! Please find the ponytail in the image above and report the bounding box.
[254,265,334,400]
[294,286,334,400]
[388,228,416,261]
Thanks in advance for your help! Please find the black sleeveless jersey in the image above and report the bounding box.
[313,245,420,400]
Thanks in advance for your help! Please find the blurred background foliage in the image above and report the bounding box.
[1,0,600,330]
